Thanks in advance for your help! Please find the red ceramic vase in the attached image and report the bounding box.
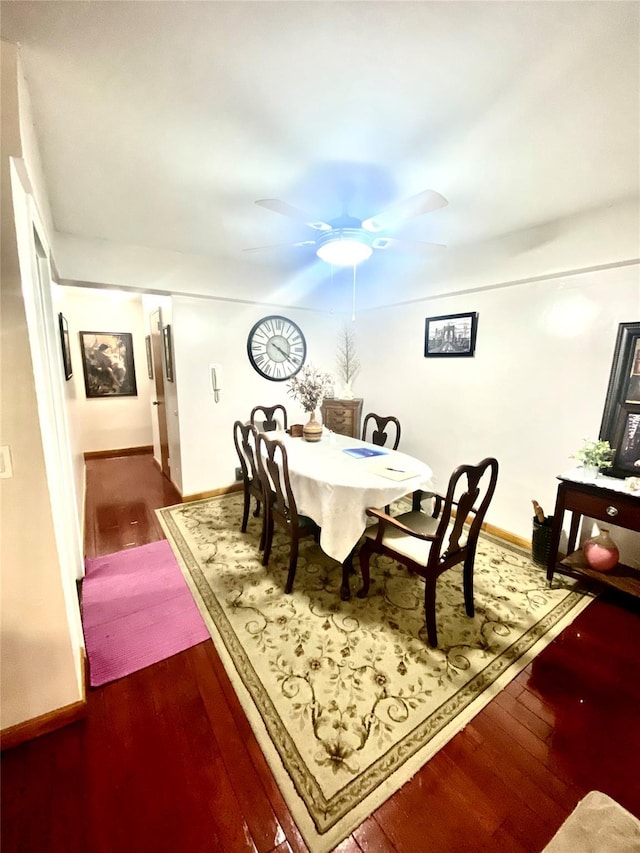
[583,528,619,572]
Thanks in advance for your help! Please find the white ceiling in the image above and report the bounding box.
[2,0,639,298]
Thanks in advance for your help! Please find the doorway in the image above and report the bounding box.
[150,308,171,479]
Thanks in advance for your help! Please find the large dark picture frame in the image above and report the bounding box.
[58,312,73,380]
[424,312,478,358]
[79,331,138,398]
[162,324,174,382]
[145,334,154,380]
[599,321,640,478]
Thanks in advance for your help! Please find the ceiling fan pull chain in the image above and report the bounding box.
[352,265,357,321]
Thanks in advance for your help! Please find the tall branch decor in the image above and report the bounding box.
[336,325,360,399]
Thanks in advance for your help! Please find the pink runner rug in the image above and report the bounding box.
[82,540,209,686]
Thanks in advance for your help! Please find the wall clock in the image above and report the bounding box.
[247,315,307,381]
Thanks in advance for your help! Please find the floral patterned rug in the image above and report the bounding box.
[157,493,593,853]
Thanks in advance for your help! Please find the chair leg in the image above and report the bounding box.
[262,515,274,566]
[357,542,372,598]
[252,497,261,518]
[463,552,475,617]
[285,539,299,594]
[424,575,438,647]
[241,485,250,533]
[258,511,267,551]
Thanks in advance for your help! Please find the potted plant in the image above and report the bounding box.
[571,439,614,479]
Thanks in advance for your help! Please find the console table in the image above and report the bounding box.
[546,472,640,598]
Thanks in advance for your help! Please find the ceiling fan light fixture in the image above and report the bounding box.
[316,229,373,266]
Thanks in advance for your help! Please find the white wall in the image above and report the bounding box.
[357,263,640,563]
[172,297,340,496]
[54,232,357,316]
[58,286,154,453]
[53,193,639,315]
[1,42,82,730]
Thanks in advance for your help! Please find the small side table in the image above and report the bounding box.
[546,472,640,599]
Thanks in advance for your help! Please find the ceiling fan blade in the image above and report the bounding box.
[255,199,332,232]
[362,189,448,233]
[243,240,316,253]
[372,237,446,254]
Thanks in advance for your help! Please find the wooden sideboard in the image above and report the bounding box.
[320,398,363,439]
[546,473,640,599]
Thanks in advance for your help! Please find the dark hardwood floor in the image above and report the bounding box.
[3,452,640,852]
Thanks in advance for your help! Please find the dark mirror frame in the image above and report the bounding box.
[599,321,640,479]
[162,324,174,382]
[58,312,73,380]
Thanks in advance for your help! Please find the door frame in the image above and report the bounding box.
[150,307,171,479]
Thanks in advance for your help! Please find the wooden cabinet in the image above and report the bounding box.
[320,398,363,439]
[546,474,640,598]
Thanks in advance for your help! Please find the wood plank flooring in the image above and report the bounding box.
[2,452,640,852]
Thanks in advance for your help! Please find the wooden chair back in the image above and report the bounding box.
[431,458,499,567]
[250,404,288,433]
[256,432,318,593]
[233,420,264,543]
[361,413,401,450]
[359,457,499,646]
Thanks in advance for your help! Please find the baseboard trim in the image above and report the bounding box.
[83,445,153,460]
[483,520,530,551]
[1,650,87,751]
[182,482,243,503]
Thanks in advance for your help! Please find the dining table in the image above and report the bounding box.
[270,429,435,599]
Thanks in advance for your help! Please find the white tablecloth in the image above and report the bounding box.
[274,431,435,563]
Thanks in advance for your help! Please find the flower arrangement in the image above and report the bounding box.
[287,364,334,413]
[571,439,614,470]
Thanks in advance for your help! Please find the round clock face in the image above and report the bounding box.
[247,315,307,381]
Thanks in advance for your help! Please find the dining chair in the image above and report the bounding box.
[358,457,499,647]
[233,420,266,548]
[250,404,288,433]
[256,432,320,594]
[362,413,402,513]
[361,413,401,450]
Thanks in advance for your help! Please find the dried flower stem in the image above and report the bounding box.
[287,364,334,413]
[336,325,360,385]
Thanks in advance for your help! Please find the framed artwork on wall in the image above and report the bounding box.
[79,331,138,398]
[145,335,154,379]
[424,312,478,358]
[599,321,640,478]
[163,324,174,382]
[58,312,73,380]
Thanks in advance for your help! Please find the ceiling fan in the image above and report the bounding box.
[245,189,448,266]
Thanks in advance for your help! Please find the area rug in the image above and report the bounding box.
[157,493,594,853]
[543,791,640,852]
[82,540,210,686]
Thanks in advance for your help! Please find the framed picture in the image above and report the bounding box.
[145,335,154,380]
[79,331,138,398]
[424,312,478,358]
[599,321,640,478]
[162,324,174,382]
[58,312,72,380]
